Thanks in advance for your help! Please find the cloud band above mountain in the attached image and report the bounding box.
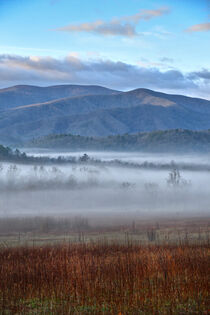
[0,54,209,99]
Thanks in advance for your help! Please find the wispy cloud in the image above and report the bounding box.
[53,7,170,37]
[56,21,137,37]
[138,57,174,69]
[185,22,210,32]
[0,54,209,99]
[121,7,170,23]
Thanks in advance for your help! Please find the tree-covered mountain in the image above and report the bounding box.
[27,129,210,153]
[0,85,210,144]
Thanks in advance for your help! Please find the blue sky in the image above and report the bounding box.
[0,0,209,98]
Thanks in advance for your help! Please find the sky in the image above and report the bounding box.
[0,0,210,98]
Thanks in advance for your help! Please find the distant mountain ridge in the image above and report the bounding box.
[0,84,210,144]
[0,84,118,111]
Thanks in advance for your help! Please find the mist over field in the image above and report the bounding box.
[0,150,209,223]
[24,149,210,166]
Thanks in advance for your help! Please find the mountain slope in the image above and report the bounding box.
[1,103,210,142]
[0,85,210,143]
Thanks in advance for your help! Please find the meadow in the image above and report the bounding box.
[0,151,209,314]
[0,216,209,314]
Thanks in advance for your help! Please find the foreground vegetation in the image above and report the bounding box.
[0,216,209,315]
[0,242,209,314]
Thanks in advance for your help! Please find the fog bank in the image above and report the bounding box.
[0,151,209,221]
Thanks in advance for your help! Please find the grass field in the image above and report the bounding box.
[0,216,209,247]
[0,217,209,314]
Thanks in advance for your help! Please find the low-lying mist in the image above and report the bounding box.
[0,150,210,221]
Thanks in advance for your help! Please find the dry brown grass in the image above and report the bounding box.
[0,242,209,314]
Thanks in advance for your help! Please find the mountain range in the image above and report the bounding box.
[0,84,210,145]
